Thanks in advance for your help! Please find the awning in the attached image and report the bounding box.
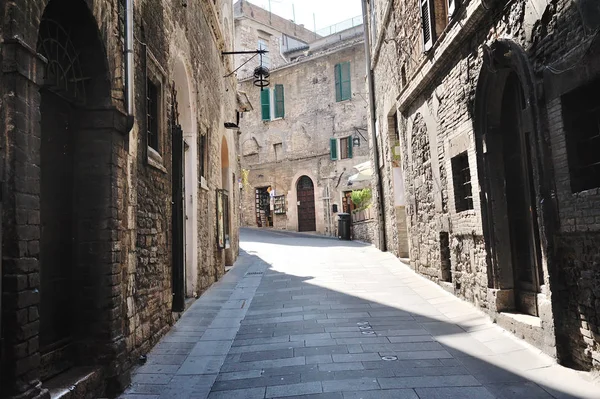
[348,161,373,184]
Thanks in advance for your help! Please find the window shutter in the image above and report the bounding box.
[261,88,271,121]
[330,138,338,160]
[421,0,434,52]
[341,62,351,101]
[448,0,458,18]
[334,64,342,102]
[274,84,285,118]
[347,136,353,158]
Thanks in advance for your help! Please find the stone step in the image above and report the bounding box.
[45,366,102,399]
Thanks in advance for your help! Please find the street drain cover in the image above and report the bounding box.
[381,356,398,361]
[246,272,263,275]
[359,326,372,330]
[361,331,375,335]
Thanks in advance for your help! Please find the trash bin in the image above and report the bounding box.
[338,213,351,240]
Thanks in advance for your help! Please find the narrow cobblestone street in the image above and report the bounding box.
[121,229,599,399]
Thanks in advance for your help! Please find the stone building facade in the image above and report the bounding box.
[236,13,372,237]
[0,0,241,397]
[233,0,317,79]
[368,0,600,372]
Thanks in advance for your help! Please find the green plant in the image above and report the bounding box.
[351,188,372,212]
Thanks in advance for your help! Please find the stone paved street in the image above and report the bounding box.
[120,228,600,399]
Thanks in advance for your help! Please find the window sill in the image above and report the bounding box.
[147,147,167,173]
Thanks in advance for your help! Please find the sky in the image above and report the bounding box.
[243,0,363,32]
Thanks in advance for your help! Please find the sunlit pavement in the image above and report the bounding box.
[121,228,600,399]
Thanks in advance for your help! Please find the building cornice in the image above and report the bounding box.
[395,0,487,112]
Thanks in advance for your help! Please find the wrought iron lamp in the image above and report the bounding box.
[221,49,270,90]
[353,127,367,147]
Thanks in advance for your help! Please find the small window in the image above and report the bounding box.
[451,152,473,212]
[421,0,434,52]
[147,78,159,152]
[258,38,270,68]
[339,137,353,159]
[562,78,600,193]
[261,88,271,121]
[274,142,283,161]
[335,62,352,102]
[199,133,208,179]
[118,0,126,40]
[274,84,285,119]
[389,112,400,144]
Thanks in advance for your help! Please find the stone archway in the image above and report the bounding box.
[173,56,198,298]
[474,40,546,316]
[36,0,127,383]
[221,136,233,265]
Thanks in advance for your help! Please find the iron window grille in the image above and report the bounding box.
[451,152,473,212]
[147,79,159,152]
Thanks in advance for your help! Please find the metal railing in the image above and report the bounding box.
[316,15,363,37]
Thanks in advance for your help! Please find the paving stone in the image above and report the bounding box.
[177,356,227,375]
[265,382,323,398]
[295,346,349,357]
[331,353,382,363]
[322,377,380,392]
[207,387,266,399]
[201,328,239,341]
[145,354,188,366]
[134,365,180,375]
[485,382,555,398]
[190,341,233,356]
[130,374,174,385]
[220,357,306,372]
[306,355,333,364]
[282,394,343,399]
[239,348,294,362]
[217,370,264,381]
[414,387,495,399]
[212,374,301,391]
[342,389,419,399]
[378,375,481,389]
[318,362,364,372]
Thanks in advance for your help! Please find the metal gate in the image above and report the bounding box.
[171,85,185,312]
[297,176,316,232]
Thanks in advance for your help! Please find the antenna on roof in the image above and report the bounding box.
[269,0,272,24]
[313,13,317,39]
[292,4,296,23]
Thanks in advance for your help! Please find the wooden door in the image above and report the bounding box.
[297,176,316,232]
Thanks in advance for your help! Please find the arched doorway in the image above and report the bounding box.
[297,176,316,232]
[37,0,113,380]
[475,41,544,316]
[173,57,198,300]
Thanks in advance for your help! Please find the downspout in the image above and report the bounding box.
[361,0,387,250]
[126,0,134,116]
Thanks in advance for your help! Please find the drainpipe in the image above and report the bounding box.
[361,0,387,250]
[126,0,134,116]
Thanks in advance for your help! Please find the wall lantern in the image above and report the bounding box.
[222,49,270,90]
[353,127,367,147]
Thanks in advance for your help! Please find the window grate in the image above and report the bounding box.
[147,79,159,151]
[452,152,473,212]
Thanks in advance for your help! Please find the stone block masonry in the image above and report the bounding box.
[0,0,240,398]
[369,0,600,373]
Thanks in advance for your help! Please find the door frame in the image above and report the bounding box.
[296,176,316,232]
[474,40,554,315]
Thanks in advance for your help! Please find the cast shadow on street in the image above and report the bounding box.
[227,244,598,399]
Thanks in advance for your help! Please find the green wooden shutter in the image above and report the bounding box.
[274,84,285,118]
[330,138,338,160]
[347,136,353,158]
[261,88,271,121]
[334,64,342,102]
[341,62,351,101]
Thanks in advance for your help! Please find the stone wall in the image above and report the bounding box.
[0,0,240,397]
[237,36,370,236]
[352,220,377,244]
[370,0,600,371]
